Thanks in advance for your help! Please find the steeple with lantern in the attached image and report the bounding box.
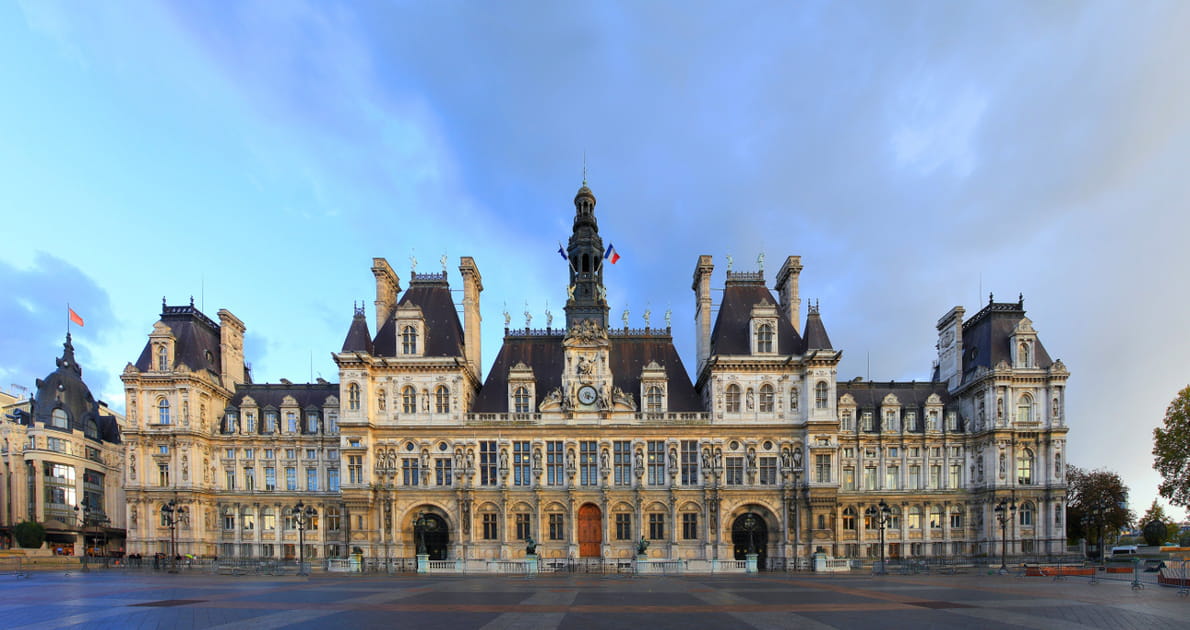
[563,176,610,331]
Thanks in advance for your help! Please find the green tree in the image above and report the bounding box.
[1065,465,1132,546]
[13,521,46,549]
[1153,385,1190,509]
[1139,499,1173,545]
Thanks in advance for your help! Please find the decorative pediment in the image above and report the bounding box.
[240,396,257,408]
[1012,317,1035,335]
[881,393,900,406]
[839,393,856,406]
[926,393,942,405]
[281,395,298,407]
[563,318,608,346]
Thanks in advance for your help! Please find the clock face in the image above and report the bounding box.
[578,386,598,405]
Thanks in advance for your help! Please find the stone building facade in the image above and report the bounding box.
[122,183,1069,566]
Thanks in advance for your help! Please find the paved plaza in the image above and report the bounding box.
[0,569,1187,629]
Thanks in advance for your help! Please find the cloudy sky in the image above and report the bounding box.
[3,1,1188,518]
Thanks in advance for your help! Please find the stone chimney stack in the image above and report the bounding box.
[775,256,803,334]
[217,309,246,390]
[371,257,401,331]
[692,255,714,375]
[459,257,484,382]
[935,306,965,390]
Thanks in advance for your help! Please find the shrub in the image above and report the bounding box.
[13,521,46,549]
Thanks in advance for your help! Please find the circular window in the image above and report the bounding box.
[729,440,740,450]
[438,442,448,452]
[763,440,773,450]
[405,442,415,452]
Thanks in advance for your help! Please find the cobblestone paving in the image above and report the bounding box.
[0,570,1185,629]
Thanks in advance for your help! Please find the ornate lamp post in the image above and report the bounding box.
[413,511,430,555]
[994,497,1017,573]
[160,499,187,573]
[73,504,91,573]
[291,500,317,576]
[865,499,892,575]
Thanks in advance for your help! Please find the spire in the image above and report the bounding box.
[57,333,82,376]
[564,180,608,329]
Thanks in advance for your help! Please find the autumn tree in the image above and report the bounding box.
[1139,500,1175,546]
[1153,385,1190,509]
[1065,465,1132,546]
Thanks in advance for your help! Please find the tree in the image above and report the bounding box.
[13,521,46,549]
[1065,465,1132,547]
[1154,385,1190,509]
[1139,499,1173,546]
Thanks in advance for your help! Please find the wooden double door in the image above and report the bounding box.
[578,504,602,557]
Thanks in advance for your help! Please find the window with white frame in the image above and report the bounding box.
[725,384,741,413]
[401,325,418,354]
[158,398,170,425]
[1017,393,1033,423]
[347,383,360,411]
[1017,448,1034,485]
[646,386,663,413]
[514,387,530,413]
[815,382,829,409]
[435,386,450,413]
[756,323,774,353]
[759,384,774,412]
[402,386,417,414]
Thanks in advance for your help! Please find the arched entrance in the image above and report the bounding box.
[413,513,450,560]
[732,512,768,569]
[577,504,602,557]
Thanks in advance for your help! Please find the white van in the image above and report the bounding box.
[1110,545,1139,557]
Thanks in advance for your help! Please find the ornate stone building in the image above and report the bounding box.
[122,183,1069,566]
[0,335,127,554]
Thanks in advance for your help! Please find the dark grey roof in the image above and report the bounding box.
[803,310,833,350]
[471,332,702,413]
[228,382,339,435]
[836,380,955,433]
[960,299,1052,384]
[372,274,464,358]
[134,303,223,378]
[28,334,121,444]
[709,275,803,355]
[341,307,373,354]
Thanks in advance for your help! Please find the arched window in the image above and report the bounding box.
[514,387,530,413]
[1018,342,1030,367]
[646,386,663,412]
[84,419,98,440]
[908,505,923,529]
[158,398,171,425]
[1016,449,1034,485]
[347,383,360,411]
[402,386,417,414]
[842,506,857,530]
[815,381,829,409]
[51,408,69,429]
[157,345,168,371]
[756,323,773,353]
[759,384,774,412]
[401,325,418,354]
[1018,502,1034,526]
[436,385,450,413]
[725,384,741,413]
[949,505,964,528]
[929,505,943,529]
[1016,393,1033,423]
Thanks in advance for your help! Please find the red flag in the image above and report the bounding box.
[69,308,84,327]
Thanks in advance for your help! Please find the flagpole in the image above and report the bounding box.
[66,302,71,337]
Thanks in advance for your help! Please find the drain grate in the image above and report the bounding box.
[129,599,206,607]
[908,601,975,609]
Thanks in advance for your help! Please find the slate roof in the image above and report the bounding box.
[26,335,121,444]
[134,304,224,379]
[960,300,1052,384]
[803,310,833,350]
[372,275,465,358]
[836,380,955,433]
[709,275,804,355]
[471,333,702,413]
[341,308,373,354]
[227,382,339,435]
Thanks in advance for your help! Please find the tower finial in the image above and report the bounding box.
[582,151,587,186]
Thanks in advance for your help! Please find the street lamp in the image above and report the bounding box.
[994,497,1017,573]
[291,500,317,576]
[865,500,892,575]
[160,499,187,573]
[73,505,91,573]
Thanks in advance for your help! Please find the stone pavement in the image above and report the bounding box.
[0,569,1187,629]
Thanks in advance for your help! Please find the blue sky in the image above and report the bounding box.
[3,1,1188,519]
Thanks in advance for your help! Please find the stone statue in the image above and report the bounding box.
[999,452,1007,477]
[500,448,509,471]
[781,447,791,468]
[665,308,672,328]
[130,454,137,480]
[668,447,677,471]
[635,449,644,472]
[601,449,609,472]
[523,303,532,328]
[726,254,733,272]
[525,536,537,555]
[534,449,543,469]
[440,253,448,273]
[545,305,553,328]
[643,308,651,328]
[503,305,511,328]
[702,448,712,471]
[410,253,418,273]
[567,284,575,301]
[622,309,630,328]
[757,252,765,272]
[1052,396,1060,419]
[746,389,754,410]
[182,455,189,481]
[636,537,650,555]
[996,397,1003,421]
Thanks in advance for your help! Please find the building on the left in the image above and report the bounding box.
[0,334,127,555]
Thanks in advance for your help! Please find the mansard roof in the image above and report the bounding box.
[836,380,953,432]
[372,273,465,358]
[709,272,803,356]
[134,302,223,378]
[802,308,833,350]
[961,297,1052,384]
[340,306,373,354]
[228,382,339,410]
[471,332,701,413]
[27,334,121,444]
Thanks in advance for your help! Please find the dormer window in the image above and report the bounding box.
[157,345,168,371]
[224,411,237,433]
[749,304,779,355]
[401,325,418,354]
[756,323,773,353]
[508,361,536,414]
[1017,342,1031,367]
[51,408,69,429]
[646,386,663,412]
[514,387,531,413]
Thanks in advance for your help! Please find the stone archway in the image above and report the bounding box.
[731,512,769,569]
[408,508,451,560]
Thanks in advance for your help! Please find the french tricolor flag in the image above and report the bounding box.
[604,243,621,264]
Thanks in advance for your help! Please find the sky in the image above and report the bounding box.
[2,1,1188,519]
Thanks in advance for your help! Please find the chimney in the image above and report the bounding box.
[371,257,401,331]
[692,255,714,375]
[217,309,246,390]
[935,306,965,390]
[775,256,803,334]
[459,256,484,382]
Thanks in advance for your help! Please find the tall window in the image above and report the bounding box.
[327,468,340,491]
[615,513,632,540]
[402,386,417,414]
[648,513,665,540]
[243,412,255,433]
[326,507,341,531]
[815,454,831,483]
[647,441,665,485]
[265,411,277,432]
[841,411,853,431]
[908,465,921,489]
[546,441,564,486]
[725,456,744,485]
[402,457,419,486]
[435,458,452,486]
[306,467,318,491]
[514,387,530,413]
[885,465,899,490]
[265,467,277,491]
[157,345,168,371]
[948,463,962,488]
[759,456,777,485]
[436,386,450,413]
[884,410,898,432]
[549,513,564,540]
[306,412,318,433]
[224,411,237,433]
[1017,394,1033,423]
[287,412,297,433]
[929,505,943,529]
[682,513,698,539]
[1017,449,1034,485]
[1018,342,1030,367]
[482,513,498,540]
[815,381,829,409]
[646,386,663,412]
[908,506,923,529]
[756,323,773,353]
[725,384,741,413]
[864,466,877,490]
[513,441,531,486]
[842,506,857,530]
[1019,502,1034,526]
[680,440,699,485]
[614,440,632,486]
[949,506,964,528]
[348,383,360,411]
[158,399,170,425]
[348,455,362,484]
[759,384,774,412]
[479,441,497,486]
[515,513,531,540]
[579,441,598,486]
[843,467,856,490]
[401,325,418,354]
[158,463,170,487]
[286,467,297,491]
